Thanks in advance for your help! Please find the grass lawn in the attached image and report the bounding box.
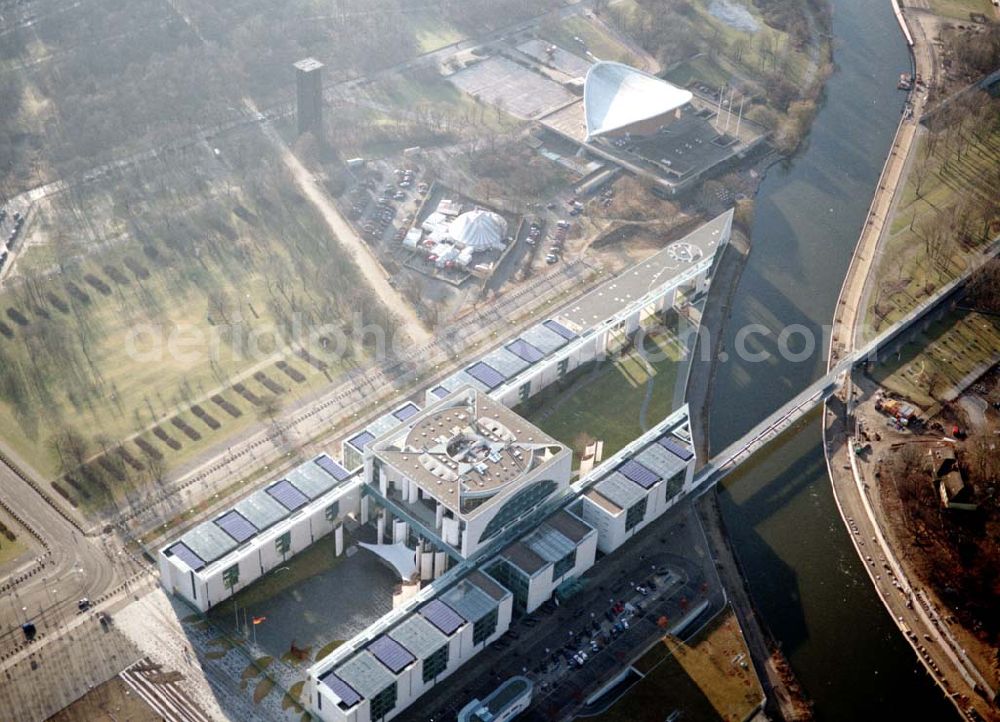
[0,534,28,568]
[409,12,466,53]
[592,607,763,722]
[370,72,521,135]
[520,329,684,462]
[339,71,521,157]
[540,15,635,65]
[656,0,816,92]
[927,0,994,19]
[0,135,379,513]
[865,122,1000,339]
[868,310,1000,408]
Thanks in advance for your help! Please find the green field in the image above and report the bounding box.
[652,0,820,102]
[869,310,1000,408]
[519,328,685,462]
[336,70,521,158]
[409,13,466,53]
[864,102,1000,338]
[0,130,385,515]
[211,534,345,611]
[0,534,28,568]
[927,0,994,20]
[539,15,636,65]
[591,607,763,722]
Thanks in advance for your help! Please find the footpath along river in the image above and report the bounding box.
[707,0,958,719]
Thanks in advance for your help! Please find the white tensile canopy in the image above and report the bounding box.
[583,61,693,140]
[359,542,416,580]
[448,209,508,251]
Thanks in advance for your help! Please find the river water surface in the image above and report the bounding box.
[707,0,958,719]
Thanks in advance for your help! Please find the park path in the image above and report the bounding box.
[248,99,431,346]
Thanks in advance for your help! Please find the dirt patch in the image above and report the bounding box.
[271,126,431,344]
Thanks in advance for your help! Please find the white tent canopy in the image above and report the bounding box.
[583,61,693,140]
[359,542,417,580]
[448,209,508,251]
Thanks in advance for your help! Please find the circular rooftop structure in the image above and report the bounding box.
[583,61,693,140]
[449,209,508,251]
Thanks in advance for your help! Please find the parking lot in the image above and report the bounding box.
[516,39,592,80]
[396,500,726,722]
[450,56,577,120]
[344,164,426,250]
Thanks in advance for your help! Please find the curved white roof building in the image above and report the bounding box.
[449,209,508,251]
[583,61,693,140]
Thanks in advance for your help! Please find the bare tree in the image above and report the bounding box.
[917,212,952,282]
[912,153,933,200]
[964,432,1000,484]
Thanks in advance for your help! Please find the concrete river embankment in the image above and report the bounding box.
[701,0,959,719]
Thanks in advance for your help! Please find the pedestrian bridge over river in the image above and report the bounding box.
[694,263,980,488]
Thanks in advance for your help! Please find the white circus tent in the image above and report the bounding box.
[448,209,508,251]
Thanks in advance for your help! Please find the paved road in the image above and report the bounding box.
[0,459,148,661]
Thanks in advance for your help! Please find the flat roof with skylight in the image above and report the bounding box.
[372,388,568,518]
[556,209,731,333]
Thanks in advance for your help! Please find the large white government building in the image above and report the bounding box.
[370,387,572,559]
[312,570,513,722]
[157,210,733,722]
[157,453,358,613]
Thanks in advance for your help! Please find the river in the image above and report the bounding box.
[707,0,958,719]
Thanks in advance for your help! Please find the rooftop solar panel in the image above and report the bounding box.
[634,442,686,482]
[543,319,578,340]
[392,403,420,422]
[419,599,465,635]
[441,581,497,623]
[315,454,351,481]
[483,347,530,378]
[388,615,448,659]
[347,430,376,451]
[617,458,661,489]
[266,479,309,511]
[368,636,416,674]
[320,673,361,707]
[214,510,257,543]
[521,323,569,354]
[335,652,396,699]
[168,542,206,571]
[506,338,545,364]
[234,490,288,531]
[465,361,506,390]
[596,472,647,509]
[431,385,450,399]
[657,434,694,461]
[368,409,406,438]
[180,520,238,563]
